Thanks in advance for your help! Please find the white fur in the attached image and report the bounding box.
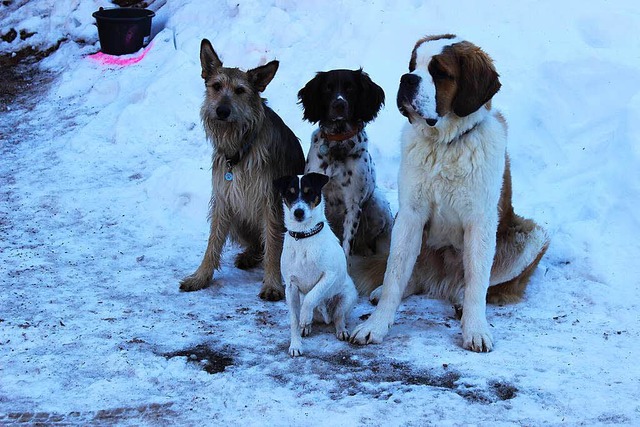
[411,37,461,122]
[281,194,358,357]
[305,129,392,257]
[413,37,462,70]
[351,60,506,351]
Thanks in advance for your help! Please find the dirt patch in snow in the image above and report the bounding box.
[163,344,234,374]
[0,44,62,112]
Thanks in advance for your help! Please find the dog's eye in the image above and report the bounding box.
[289,187,296,194]
[234,87,246,95]
[302,187,310,194]
[344,82,353,92]
[432,70,451,80]
[324,83,334,93]
[429,65,452,80]
[212,82,222,91]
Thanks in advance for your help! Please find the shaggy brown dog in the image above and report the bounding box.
[180,39,305,301]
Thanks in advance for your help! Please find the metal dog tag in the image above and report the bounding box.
[319,143,329,156]
[224,171,233,181]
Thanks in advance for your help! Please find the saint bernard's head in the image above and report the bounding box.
[397,34,501,132]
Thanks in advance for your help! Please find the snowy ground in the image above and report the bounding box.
[1,0,640,425]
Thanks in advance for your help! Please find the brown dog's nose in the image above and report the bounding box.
[216,105,231,120]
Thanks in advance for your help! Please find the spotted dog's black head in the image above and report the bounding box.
[298,69,385,135]
[274,173,330,225]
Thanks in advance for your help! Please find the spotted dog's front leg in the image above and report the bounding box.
[341,203,362,257]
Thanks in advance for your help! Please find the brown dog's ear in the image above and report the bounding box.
[200,39,222,80]
[247,60,279,93]
[356,69,385,123]
[452,50,501,117]
[297,72,325,123]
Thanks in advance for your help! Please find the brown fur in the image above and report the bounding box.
[180,39,305,301]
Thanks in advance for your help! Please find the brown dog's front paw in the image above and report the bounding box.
[259,282,284,301]
[234,250,262,270]
[179,274,211,292]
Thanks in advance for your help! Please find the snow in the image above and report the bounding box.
[1,0,640,425]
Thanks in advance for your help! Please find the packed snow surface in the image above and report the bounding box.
[1,0,639,425]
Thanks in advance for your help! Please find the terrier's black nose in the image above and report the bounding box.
[216,105,231,120]
[294,208,305,221]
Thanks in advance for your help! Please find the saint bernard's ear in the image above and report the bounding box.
[453,46,501,117]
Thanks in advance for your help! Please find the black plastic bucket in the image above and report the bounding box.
[93,7,155,55]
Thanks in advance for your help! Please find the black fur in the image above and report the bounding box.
[274,173,330,208]
[297,69,385,126]
[298,70,394,259]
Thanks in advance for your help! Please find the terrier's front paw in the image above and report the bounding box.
[299,307,314,332]
[179,274,211,292]
[289,344,303,357]
[300,323,312,337]
[336,329,350,341]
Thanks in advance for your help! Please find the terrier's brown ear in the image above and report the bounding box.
[246,60,279,93]
[200,38,222,80]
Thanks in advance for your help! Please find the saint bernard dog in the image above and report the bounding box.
[350,34,550,352]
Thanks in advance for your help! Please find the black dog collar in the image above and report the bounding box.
[224,134,256,181]
[288,222,324,241]
[447,121,480,145]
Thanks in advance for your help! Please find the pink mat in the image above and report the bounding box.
[88,42,154,66]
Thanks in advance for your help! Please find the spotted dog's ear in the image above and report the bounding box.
[452,47,501,117]
[273,175,296,197]
[200,38,222,80]
[302,173,330,192]
[356,69,385,123]
[298,72,326,124]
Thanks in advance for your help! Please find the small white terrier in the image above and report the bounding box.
[274,173,358,357]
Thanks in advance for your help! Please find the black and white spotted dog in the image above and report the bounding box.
[298,69,393,258]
